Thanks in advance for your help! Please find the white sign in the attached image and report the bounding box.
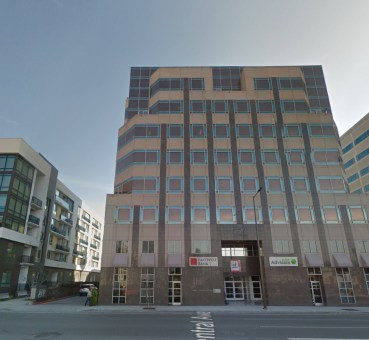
[269,257,298,267]
[230,260,241,272]
[189,257,218,267]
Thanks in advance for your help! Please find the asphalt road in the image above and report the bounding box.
[1,309,369,340]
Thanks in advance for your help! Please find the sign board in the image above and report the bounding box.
[230,259,241,272]
[269,257,298,267]
[189,257,218,267]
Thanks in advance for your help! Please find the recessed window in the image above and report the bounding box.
[189,78,204,90]
[295,206,315,223]
[192,240,210,254]
[140,206,158,223]
[167,150,184,164]
[336,268,355,304]
[286,150,305,164]
[191,206,209,224]
[238,150,255,164]
[216,177,234,193]
[269,206,288,223]
[254,78,271,90]
[191,177,208,193]
[302,240,318,253]
[274,240,291,254]
[317,177,346,193]
[259,125,275,138]
[256,100,275,113]
[212,100,228,113]
[167,177,184,193]
[262,150,280,164]
[281,100,309,113]
[190,100,205,114]
[214,150,231,164]
[115,206,133,224]
[283,124,302,137]
[291,177,309,192]
[191,150,208,164]
[142,240,155,253]
[217,206,236,224]
[150,101,183,114]
[166,206,184,223]
[236,124,252,138]
[240,177,258,193]
[312,149,339,164]
[347,206,367,223]
[167,124,183,138]
[278,77,305,90]
[321,206,341,223]
[243,206,262,224]
[234,100,250,113]
[330,240,346,253]
[309,124,336,138]
[116,240,129,253]
[168,240,182,254]
[213,124,230,138]
[266,177,284,192]
[191,124,207,138]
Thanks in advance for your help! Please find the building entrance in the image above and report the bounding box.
[224,276,261,301]
[308,267,324,306]
[168,268,182,305]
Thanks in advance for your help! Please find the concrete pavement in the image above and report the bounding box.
[1,296,369,314]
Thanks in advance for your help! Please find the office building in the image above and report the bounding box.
[100,66,369,306]
[0,139,103,297]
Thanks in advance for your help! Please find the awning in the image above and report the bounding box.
[332,253,353,267]
[305,253,324,267]
[140,254,155,267]
[360,253,369,267]
[167,254,183,267]
[112,253,128,267]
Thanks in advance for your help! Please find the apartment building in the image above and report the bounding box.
[99,66,369,306]
[0,138,103,297]
[341,112,369,194]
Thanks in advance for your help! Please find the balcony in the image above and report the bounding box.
[90,244,97,249]
[19,255,35,265]
[92,256,100,261]
[50,225,67,237]
[82,215,90,223]
[55,195,70,210]
[73,250,86,257]
[92,222,99,229]
[55,244,70,253]
[76,225,86,232]
[94,235,101,241]
[28,214,40,227]
[31,196,43,210]
[79,239,88,246]
[61,215,73,226]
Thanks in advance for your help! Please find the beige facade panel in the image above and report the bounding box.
[191,165,208,177]
[114,165,161,186]
[191,224,211,239]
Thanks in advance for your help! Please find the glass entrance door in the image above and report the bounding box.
[224,280,245,300]
[309,281,323,306]
[168,281,181,305]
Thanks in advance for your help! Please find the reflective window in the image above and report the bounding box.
[217,206,236,224]
[191,124,207,138]
[191,150,208,164]
[191,206,209,224]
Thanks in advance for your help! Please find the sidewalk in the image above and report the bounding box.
[1,296,369,314]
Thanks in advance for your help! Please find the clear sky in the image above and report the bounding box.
[1,0,369,220]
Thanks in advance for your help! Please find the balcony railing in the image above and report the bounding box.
[94,235,101,241]
[31,196,43,209]
[79,239,88,246]
[92,256,100,261]
[55,244,70,253]
[73,250,86,257]
[92,222,99,229]
[50,225,67,237]
[90,244,97,249]
[28,214,40,226]
[76,225,86,232]
[82,215,90,223]
[55,195,70,210]
[19,255,35,264]
[61,215,73,226]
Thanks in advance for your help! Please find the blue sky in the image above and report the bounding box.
[1,0,369,219]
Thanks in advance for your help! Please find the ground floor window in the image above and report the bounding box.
[140,267,154,304]
[364,268,369,294]
[112,267,127,304]
[336,267,355,304]
[224,275,261,301]
[168,268,182,305]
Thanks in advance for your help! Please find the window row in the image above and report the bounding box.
[114,205,366,224]
[150,78,204,97]
[254,77,305,90]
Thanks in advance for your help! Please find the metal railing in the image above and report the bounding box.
[31,196,43,209]
[55,244,70,252]
[20,255,35,263]
[28,214,40,226]
[50,225,67,236]
[77,225,86,232]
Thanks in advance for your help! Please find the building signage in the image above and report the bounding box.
[189,257,218,267]
[269,257,298,267]
[230,259,241,272]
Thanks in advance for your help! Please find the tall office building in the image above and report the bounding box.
[100,66,369,306]
[0,139,103,298]
[341,112,369,194]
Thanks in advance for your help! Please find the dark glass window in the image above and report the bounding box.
[191,150,208,164]
[236,125,252,138]
[167,177,183,192]
[254,78,271,90]
[267,178,283,192]
[214,150,231,164]
[167,151,183,164]
[190,100,205,113]
[234,100,250,113]
[238,151,254,164]
[240,177,257,193]
[191,125,206,138]
[257,100,275,113]
[286,150,304,164]
[259,125,275,138]
[263,151,279,164]
[212,101,228,113]
[309,124,336,137]
[190,78,204,90]
[167,125,183,138]
[284,125,301,137]
[192,177,208,192]
[213,125,229,138]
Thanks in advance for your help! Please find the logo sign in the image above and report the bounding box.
[269,257,298,267]
[230,260,241,272]
[189,257,218,267]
